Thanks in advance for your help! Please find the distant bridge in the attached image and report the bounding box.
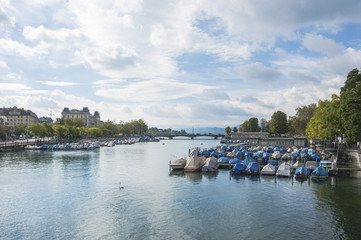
[148,133,225,139]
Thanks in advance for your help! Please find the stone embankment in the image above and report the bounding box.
[314,142,361,177]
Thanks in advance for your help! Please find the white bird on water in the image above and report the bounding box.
[119,181,124,189]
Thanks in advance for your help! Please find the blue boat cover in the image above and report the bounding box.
[253,152,261,158]
[231,163,246,173]
[226,146,234,152]
[229,157,240,164]
[291,152,299,157]
[311,165,327,177]
[218,157,230,163]
[267,160,279,166]
[234,151,245,158]
[242,155,254,165]
[280,147,286,152]
[245,162,260,173]
[311,153,321,161]
[245,152,253,157]
[201,150,210,156]
[262,152,270,160]
[295,166,308,176]
[221,146,227,151]
[266,147,273,153]
[274,147,280,151]
[210,151,219,157]
[219,152,227,157]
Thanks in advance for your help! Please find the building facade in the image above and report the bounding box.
[231,132,307,147]
[39,117,54,124]
[0,107,39,126]
[61,107,100,127]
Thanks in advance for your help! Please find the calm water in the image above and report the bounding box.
[1,139,361,240]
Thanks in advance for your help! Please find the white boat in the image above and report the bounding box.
[261,163,276,175]
[276,162,292,177]
[169,158,187,170]
[107,141,115,147]
[305,161,317,172]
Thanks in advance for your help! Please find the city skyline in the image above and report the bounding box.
[1,1,361,128]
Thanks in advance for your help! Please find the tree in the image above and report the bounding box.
[238,120,249,132]
[14,124,26,137]
[260,118,269,132]
[269,111,288,135]
[225,126,231,136]
[232,126,238,133]
[289,104,317,136]
[42,123,54,137]
[339,68,361,144]
[0,125,10,140]
[29,123,46,138]
[248,117,261,132]
[306,96,341,140]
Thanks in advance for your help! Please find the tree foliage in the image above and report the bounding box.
[289,104,317,136]
[306,96,341,140]
[339,68,361,144]
[232,126,238,133]
[269,111,288,135]
[0,125,10,140]
[248,117,261,132]
[238,120,249,132]
[225,126,231,136]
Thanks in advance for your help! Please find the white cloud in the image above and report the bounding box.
[0,60,9,69]
[95,78,214,102]
[36,81,78,87]
[0,83,31,91]
[237,62,283,83]
[302,33,345,56]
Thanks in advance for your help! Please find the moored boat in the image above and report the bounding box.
[276,162,292,177]
[310,165,328,180]
[261,163,276,176]
[295,166,308,180]
[169,158,187,171]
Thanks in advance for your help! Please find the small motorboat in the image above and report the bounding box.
[261,163,276,176]
[169,158,187,170]
[310,165,328,180]
[276,162,292,177]
[295,166,308,180]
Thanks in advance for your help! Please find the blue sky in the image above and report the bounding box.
[1,0,361,129]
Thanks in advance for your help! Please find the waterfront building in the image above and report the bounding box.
[39,117,54,124]
[0,107,39,127]
[61,107,100,127]
[231,132,306,147]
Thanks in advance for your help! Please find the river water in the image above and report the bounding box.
[1,139,361,240]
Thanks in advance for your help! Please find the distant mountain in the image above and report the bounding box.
[177,127,225,135]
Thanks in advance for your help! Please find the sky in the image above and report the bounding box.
[1,0,361,129]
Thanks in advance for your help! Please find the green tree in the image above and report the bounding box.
[53,125,68,137]
[232,126,238,133]
[42,123,54,137]
[99,121,119,136]
[29,123,46,138]
[260,118,269,132]
[0,125,10,140]
[339,68,361,144]
[238,120,249,132]
[269,111,288,135]
[306,96,341,140]
[248,117,261,132]
[225,126,231,136]
[14,123,26,137]
[290,104,317,136]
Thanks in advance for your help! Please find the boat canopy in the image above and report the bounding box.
[217,157,230,163]
[311,165,327,177]
[229,157,241,164]
[245,162,260,174]
[295,166,308,176]
[261,163,276,175]
[231,163,246,174]
[267,160,279,166]
[276,162,292,177]
[184,156,206,171]
[202,157,219,172]
[242,155,254,165]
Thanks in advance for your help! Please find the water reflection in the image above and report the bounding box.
[184,172,202,182]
